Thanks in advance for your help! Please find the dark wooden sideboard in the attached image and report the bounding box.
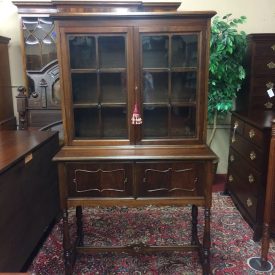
[0,130,60,271]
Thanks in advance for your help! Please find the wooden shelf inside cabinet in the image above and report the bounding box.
[51,2,217,274]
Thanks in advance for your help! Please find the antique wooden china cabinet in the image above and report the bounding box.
[51,1,217,274]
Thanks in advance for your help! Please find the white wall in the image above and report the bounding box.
[0,0,275,173]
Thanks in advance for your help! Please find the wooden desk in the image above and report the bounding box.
[0,131,59,271]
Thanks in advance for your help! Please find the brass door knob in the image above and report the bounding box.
[230,155,235,162]
[228,175,234,182]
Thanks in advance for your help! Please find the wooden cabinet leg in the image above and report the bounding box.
[62,209,73,275]
[202,207,211,275]
[191,205,198,245]
[76,205,84,246]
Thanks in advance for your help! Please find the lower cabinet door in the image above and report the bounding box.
[135,162,204,197]
[66,162,133,197]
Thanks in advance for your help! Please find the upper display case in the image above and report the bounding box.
[55,9,212,146]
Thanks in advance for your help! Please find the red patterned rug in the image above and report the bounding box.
[28,193,275,274]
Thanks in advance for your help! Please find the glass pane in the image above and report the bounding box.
[25,43,41,71]
[99,36,125,68]
[142,36,168,68]
[143,72,168,103]
[69,36,96,69]
[171,107,196,137]
[171,35,198,67]
[171,72,197,102]
[23,17,57,71]
[102,107,127,138]
[41,42,57,67]
[72,73,97,104]
[74,108,100,138]
[143,107,168,138]
[52,79,61,105]
[100,73,126,103]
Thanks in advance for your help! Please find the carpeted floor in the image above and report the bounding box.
[27,192,275,274]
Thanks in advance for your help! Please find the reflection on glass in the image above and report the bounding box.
[23,17,57,71]
[42,42,57,67]
[143,72,168,103]
[99,36,125,68]
[142,36,168,68]
[26,43,40,70]
[69,36,96,69]
[74,108,100,138]
[102,107,127,138]
[52,79,61,105]
[171,106,196,137]
[143,107,168,138]
[171,72,197,102]
[100,73,126,103]
[72,73,97,104]
[171,35,198,67]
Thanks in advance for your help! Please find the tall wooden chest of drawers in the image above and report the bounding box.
[226,111,275,241]
[236,34,275,112]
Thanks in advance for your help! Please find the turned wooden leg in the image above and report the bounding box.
[202,207,211,275]
[62,209,73,275]
[76,205,84,246]
[191,205,198,245]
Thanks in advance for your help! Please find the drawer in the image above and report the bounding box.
[135,161,204,197]
[250,77,275,97]
[227,169,257,222]
[249,96,275,111]
[231,133,263,171]
[252,40,275,57]
[243,123,264,148]
[253,57,275,76]
[228,148,262,196]
[66,162,133,197]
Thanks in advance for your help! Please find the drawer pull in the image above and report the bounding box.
[228,175,234,182]
[247,198,253,207]
[271,44,275,51]
[266,82,274,89]
[250,151,256,160]
[267,61,275,69]
[249,129,255,139]
[231,121,238,143]
[264,101,273,109]
[230,155,235,162]
[248,174,255,183]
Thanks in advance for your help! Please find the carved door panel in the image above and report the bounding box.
[66,162,133,197]
[135,162,204,197]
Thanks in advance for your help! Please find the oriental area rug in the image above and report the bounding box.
[28,193,275,274]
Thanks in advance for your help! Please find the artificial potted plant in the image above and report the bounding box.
[208,14,247,146]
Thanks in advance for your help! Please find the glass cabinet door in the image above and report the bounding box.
[68,34,128,140]
[141,33,198,140]
[23,17,57,71]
